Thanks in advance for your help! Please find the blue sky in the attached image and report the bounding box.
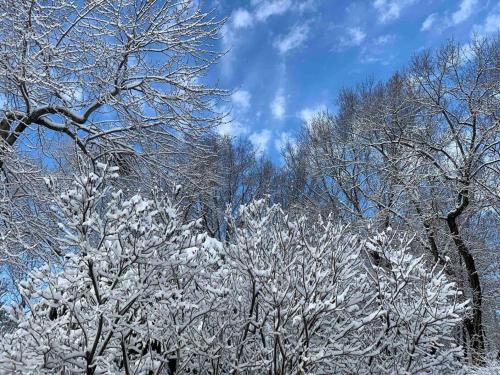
[208,0,499,159]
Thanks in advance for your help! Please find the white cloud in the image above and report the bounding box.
[373,0,416,24]
[349,28,366,45]
[232,8,253,28]
[216,100,251,138]
[374,34,396,45]
[359,34,396,64]
[451,0,477,25]
[297,104,327,123]
[421,13,438,32]
[221,0,296,77]
[337,27,366,49]
[254,0,293,22]
[274,24,310,54]
[298,0,317,13]
[218,120,249,138]
[220,24,233,47]
[473,5,500,36]
[220,24,237,77]
[231,89,251,110]
[249,129,272,155]
[270,89,286,120]
[274,131,296,152]
[422,0,481,33]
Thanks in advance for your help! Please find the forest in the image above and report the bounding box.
[0,1,498,374]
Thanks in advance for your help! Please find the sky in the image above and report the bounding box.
[208,0,499,160]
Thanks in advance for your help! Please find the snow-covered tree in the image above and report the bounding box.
[215,200,468,374]
[0,0,226,316]
[0,168,468,374]
[0,164,225,374]
[287,36,499,362]
[361,230,468,374]
[0,0,224,166]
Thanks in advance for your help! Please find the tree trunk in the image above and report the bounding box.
[446,190,485,364]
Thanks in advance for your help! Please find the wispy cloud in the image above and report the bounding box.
[373,0,416,24]
[271,88,286,120]
[218,120,250,138]
[221,0,299,77]
[254,0,293,22]
[274,131,296,152]
[336,27,366,49]
[231,89,252,110]
[297,103,327,123]
[217,89,252,137]
[374,34,396,45]
[360,34,396,64]
[249,129,272,155]
[473,5,500,36]
[274,24,310,54]
[420,13,438,32]
[220,25,237,77]
[232,8,254,29]
[421,0,480,33]
[298,0,317,13]
[451,0,478,25]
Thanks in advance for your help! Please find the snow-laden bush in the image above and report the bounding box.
[0,167,468,374]
[0,164,225,374]
[217,200,467,374]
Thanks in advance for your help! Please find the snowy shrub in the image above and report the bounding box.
[216,200,468,374]
[0,165,225,374]
[0,169,468,374]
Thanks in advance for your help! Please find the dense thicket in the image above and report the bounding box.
[0,166,467,373]
[0,0,498,373]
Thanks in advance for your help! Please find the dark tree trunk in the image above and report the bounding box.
[168,358,177,374]
[446,190,485,364]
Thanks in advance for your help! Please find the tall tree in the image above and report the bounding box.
[0,0,225,311]
[285,37,499,363]
[404,38,499,362]
[0,0,224,171]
